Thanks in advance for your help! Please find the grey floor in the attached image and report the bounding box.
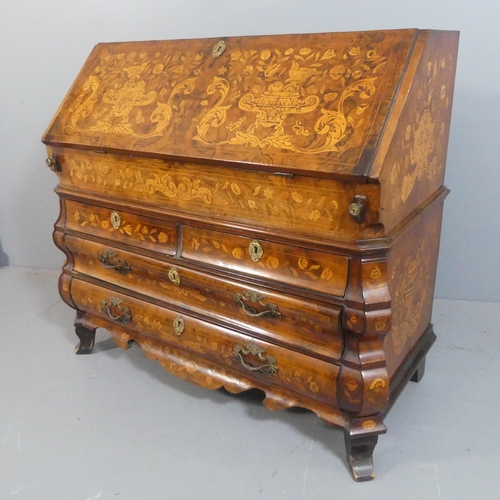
[0,267,498,500]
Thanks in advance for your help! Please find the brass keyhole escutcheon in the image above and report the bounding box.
[168,268,181,286]
[173,316,185,336]
[212,40,226,58]
[110,211,121,229]
[248,240,264,263]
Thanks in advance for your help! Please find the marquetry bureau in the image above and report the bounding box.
[42,29,459,481]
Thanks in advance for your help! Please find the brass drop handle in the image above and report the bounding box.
[100,297,132,324]
[248,240,264,262]
[98,250,130,273]
[172,316,185,336]
[234,291,281,319]
[168,268,181,286]
[233,344,278,375]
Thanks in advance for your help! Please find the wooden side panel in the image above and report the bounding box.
[378,31,459,231]
[384,200,444,378]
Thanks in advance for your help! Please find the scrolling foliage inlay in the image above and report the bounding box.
[194,46,385,155]
[53,33,413,173]
[67,49,204,138]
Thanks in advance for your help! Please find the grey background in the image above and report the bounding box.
[0,0,498,302]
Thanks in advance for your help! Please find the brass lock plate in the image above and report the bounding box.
[248,240,264,263]
[173,316,185,336]
[168,268,181,286]
[212,40,226,58]
[110,211,121,229]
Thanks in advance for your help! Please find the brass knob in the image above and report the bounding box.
[45,154,61,172]
[173,316,185,336]
[168,268,181,286]
[248,240,264,263]
[348,202,362,217]
[348,195,367,222]
[212,40,226,58]
[110,211,121,229]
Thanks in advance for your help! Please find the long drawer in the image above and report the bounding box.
[70,278,340,405]
[65,235,344,361]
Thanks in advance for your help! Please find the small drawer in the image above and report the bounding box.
[65,235,343,361]
[181,226,349,297]
[70,279,340,405]
[64,199,177,256]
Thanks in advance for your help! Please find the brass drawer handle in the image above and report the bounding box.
[100,297,132,324]
[248,240,264,262]
[233,344,278,375]
[234,291,281,319]
[168,268,181,286]
[173,316,185,335]
[98,250,130,273]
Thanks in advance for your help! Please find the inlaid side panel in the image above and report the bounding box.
[378,31,459,232]
[52,148,380,240]
[384,201,444,378]
[181,226,349,297]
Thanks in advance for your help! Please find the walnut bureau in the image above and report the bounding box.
[42,29,459,481]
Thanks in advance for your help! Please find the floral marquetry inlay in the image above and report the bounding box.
[390,238,432,355]
[67,49,203,139]
[44,31,416,174]
[190,40,394,162]
[388,45,456,209]
[72,209,169,244]
[60,151,372,239]
[182,227,349,298]
[64,200,177,256]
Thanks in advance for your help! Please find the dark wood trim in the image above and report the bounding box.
[344,432,379,482]
[74,312,96,354]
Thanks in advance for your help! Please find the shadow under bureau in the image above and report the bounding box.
[42,29,458,481]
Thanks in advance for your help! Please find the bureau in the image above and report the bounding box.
[42,29,459,481]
